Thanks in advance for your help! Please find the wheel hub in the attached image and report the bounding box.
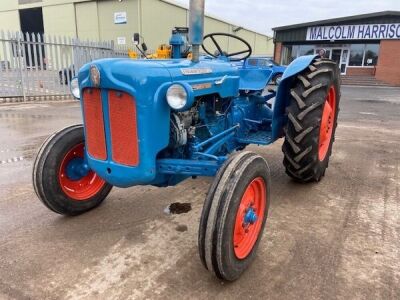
[233,177,266,259]
[66,157,90,180]
[59,143,106,201]
[244,207,257,225]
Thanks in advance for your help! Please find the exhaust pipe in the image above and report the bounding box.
[189,0,205,62]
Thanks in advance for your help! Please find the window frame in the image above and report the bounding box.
[362,44,380,67]
[280,43,379,68]
[348,44,365,67]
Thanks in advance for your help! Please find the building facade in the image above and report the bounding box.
[273,11,400,86]
[0,0,273,56]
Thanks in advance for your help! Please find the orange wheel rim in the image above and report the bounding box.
[233,177,266,259]
[58,143,106,201]
[318,86,336,161]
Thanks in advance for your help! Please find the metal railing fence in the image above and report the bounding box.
[0,31,131,102]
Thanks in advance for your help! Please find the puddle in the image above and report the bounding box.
[356,99,398,105]
[359,112,378,116]
[164,202,192,215]
[175,224,188,232]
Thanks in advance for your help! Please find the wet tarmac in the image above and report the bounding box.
[0,86,399,299]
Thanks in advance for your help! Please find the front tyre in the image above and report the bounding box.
[282,58,340,182]
[198,152,271,281]
[33,125,112,216]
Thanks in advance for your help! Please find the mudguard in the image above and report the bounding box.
[271,55,318,140]
[238,68,273,90]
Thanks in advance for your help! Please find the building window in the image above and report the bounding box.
[315,48,331,59]
[281,43,379,67]
[291,45,299,60]
[281,45,297,65]
[349,44,364,66]
[363,44,379,66]
[349,43,380,67]
[298,45,314,56]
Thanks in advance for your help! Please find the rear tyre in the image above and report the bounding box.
[33,125,112,216]
[198,152,270,281]
[282,58,340,182]
[271,73,283,85]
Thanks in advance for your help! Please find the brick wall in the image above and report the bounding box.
[346,67,375,76]
[375,40,400,86]
[274,42,282,64]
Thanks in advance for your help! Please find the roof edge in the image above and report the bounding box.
[272,10,400,31]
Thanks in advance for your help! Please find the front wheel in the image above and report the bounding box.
[33,125,112,216]
[198,152,271,281]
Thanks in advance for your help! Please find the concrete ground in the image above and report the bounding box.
[0,86,399,300]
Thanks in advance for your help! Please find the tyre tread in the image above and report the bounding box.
[282,58,340,182]
[199,152,270,281]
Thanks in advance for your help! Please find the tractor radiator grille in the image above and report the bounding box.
[82,88,107,160]
[108,90,139,166]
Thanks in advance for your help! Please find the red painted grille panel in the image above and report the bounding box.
[82,88,107,160]
[108,90,139,166]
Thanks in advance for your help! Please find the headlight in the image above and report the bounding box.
[70,77,80,99]
[166,84,187,110]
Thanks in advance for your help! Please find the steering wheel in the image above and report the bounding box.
[202,33,252,61]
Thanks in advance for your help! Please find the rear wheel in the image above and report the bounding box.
[33,125,112,215]
[198,152,270,281]
[271,73,283,85]
[282,58,340,182]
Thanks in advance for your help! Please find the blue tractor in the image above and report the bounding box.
[33,0,340,281]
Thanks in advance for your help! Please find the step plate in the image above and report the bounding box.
[236,131,272,145]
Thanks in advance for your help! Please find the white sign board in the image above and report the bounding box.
[114,12,127,24]
[306,23,400,41]
[117,37,126,45]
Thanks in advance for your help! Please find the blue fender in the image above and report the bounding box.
[271,55,318,140]
[238,68,273,90]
